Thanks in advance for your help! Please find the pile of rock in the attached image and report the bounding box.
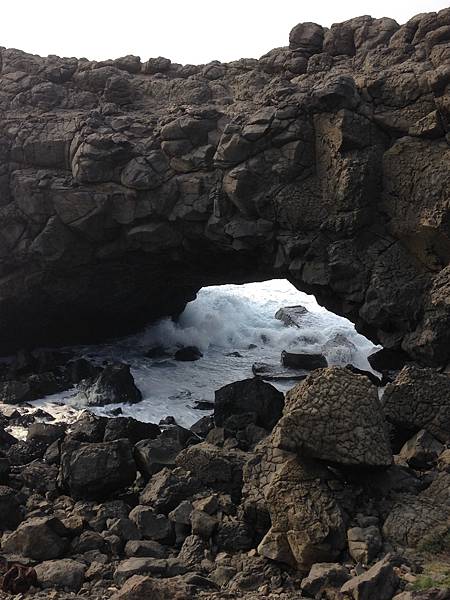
[0,365,447,599]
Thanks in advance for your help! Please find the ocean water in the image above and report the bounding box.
[31,279,379,428]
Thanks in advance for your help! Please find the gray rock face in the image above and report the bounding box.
[0,10,449,366]
[272,367,393,467]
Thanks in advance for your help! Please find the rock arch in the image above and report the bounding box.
[0,9,449,364]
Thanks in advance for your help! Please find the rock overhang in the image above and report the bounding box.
[0,8,449,363]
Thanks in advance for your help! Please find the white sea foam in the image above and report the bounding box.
[31,279,379,427]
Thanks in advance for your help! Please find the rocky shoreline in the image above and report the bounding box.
[0,5,449,598]
[0,345,449,599]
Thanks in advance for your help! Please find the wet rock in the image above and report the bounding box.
[251,362,309,381]
[275,305,309,327]
[58,438,137,499]
[281,350,327,370]
[2,516,68,560]
[76,362,142,407]
[66,357,99,384]
[174,346,203,361]
[34,558,86,592]
[145,346,171,359]
[272,367,392,467]
[368,348,409,373]
[214,378,284,433]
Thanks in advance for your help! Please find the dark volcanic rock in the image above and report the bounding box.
[2,516,68,560]
[76,362,142,406]
[174,346,203,362]
[0,485,23,530]
[252,362,309,381]
[58,438,137,499]
[281,351,327,370]
[103,416,160,444]
[214,378,284,431]
[0,10,448,368]
[272,367,392,467]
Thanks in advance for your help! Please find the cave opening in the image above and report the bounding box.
[20,278,380,428]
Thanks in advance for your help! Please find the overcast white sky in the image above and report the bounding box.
[3,0,449,64]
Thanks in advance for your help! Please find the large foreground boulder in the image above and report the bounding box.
[58,438,137,499]
[214,378,284,431]
[272,367,392,467]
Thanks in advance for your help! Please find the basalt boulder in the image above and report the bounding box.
[58,438,137,499]
[76,363,142,407]
[214,378,284,431]
[272,367,392,467]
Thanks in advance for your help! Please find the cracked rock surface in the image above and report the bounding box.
[0,9,449,363]
[272,367,393,466]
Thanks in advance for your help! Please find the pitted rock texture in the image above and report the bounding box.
[0,9,449,361]
[382,473,450,549]
[257,456,346,570]
[271,367,393,466]
[382,365,450,442]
